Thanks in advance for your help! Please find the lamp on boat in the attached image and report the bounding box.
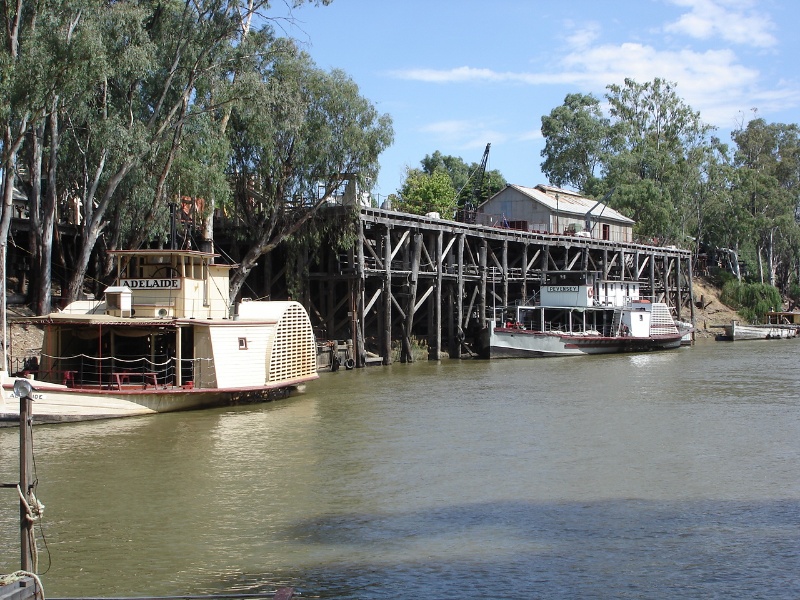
[13,378,32,399]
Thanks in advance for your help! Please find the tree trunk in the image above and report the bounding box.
[66,161,135,303]
[0,127,19,369]
[27,125,43,307]
[768,228,777,287]
[228,242,270,306]
[37,101,59,314]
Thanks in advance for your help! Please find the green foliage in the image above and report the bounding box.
[224,35,393,300]
[0,0,395,305]
[788,282,800,303]
[391,336,429,362]
[410,149,506,210]
[395,168,457,216]
[540,92,608,191]
[720,280,782,323]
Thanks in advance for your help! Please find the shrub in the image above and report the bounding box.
[720,280,782,323]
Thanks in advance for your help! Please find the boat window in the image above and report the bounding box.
[238,337,248,350]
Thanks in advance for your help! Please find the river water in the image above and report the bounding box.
[2,339,800,599]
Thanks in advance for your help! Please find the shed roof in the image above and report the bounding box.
[485,184,634,225]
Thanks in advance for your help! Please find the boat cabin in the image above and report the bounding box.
[17,249,318,395]
[109,249,230,319]
[766,311,800,325]
[539,272,641,308]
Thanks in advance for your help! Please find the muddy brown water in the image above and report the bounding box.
[2,339,799,599]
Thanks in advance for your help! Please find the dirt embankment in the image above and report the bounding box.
[8,306,44,366]
[691,276,741,338]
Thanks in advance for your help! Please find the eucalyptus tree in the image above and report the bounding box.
[0,0,57,321]
[540,92,609,193]
[730,118,800,287]
[6,0,333,310]
[539,80,715,245]
[395,167,457,217]
[225,39,393,303]
[603,78,713,244]
[16,0,161,312]
[56,0,281,304]
[420,150,505,208]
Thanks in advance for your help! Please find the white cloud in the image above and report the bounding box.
[518,129,543,142]
[389,1,798,131]
[664,0,777,48]
[419,120,509,149]
[391,66,579,86]
[391,66,502,84]
[564,21,602,50]
[392,39,800,128]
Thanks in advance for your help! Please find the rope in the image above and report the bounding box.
[0,570,45,600]
[16,484,44,576]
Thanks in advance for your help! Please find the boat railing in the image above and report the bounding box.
[30,354,214,389]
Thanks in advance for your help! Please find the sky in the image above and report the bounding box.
[275,0,800,205]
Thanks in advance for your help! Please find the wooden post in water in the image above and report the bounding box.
[430,231,443,360]
[521,244,529,301]
[401,233,422,362]
[502,239,509,309]
[675,255,682,321]
[456,233,465,357]
[687,255,696,326]
[356,220,366,367]
[382,225,392,365]
[18,384,33,571]
[479,240,487,335]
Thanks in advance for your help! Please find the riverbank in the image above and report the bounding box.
[690,276,742,339]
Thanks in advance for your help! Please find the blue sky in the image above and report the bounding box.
[276,0,800,204]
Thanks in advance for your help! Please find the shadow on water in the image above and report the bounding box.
[212,498,800,600]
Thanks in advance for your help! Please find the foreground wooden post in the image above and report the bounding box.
[18,382,33,571]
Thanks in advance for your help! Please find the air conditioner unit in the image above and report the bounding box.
[132,306,174,318]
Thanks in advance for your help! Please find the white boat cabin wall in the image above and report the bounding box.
[539,273,643,309]
[113,249,231,319]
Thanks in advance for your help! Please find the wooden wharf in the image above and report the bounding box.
[300,208,694,367]
[3,205,693,371]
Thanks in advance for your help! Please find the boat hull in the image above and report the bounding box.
[718,321,800,341]
[490,327,683,358]
[0,375,315,426]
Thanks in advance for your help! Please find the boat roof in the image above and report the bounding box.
[107,248,221,260]
[10,313,282,328]
[11,313,178,327]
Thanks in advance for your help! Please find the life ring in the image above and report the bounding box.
[344,358,355,370]
[587,288,594,298]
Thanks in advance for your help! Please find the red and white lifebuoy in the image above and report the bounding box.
[587,288,594,298]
